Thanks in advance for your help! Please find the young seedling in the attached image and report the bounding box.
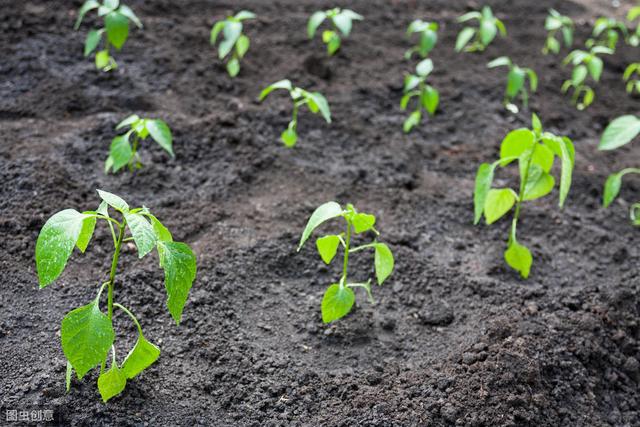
[561,46,613,110]
[259,80,331,147]
[35,190,197,402]
[487,57,538,113]
[598,115,640,224]
[400,58,439,133]
[628,6,640,46]
[473,114,575,278]
[307,8,363,56]
[586,17,628,50]
[297,202,394,323]
[405,19,439,59]
[105,115,174,174]
[623,63,640,95]
[210,10,256,77]
[75,0,142,72]
[543,9,574,54]
[455,6,506,52]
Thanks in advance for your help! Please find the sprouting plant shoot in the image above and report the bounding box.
[75,0,142,72]
[455,6,506,52]
[297,202,394,323]
[586,17,628,50]
[628,6,640,46]
[400,59,439,133]
[543,9,574,54]
[598,115,640,225]
[487,57,538,113]
[307,8,363,56]
[561,46,613,110]
[35,190,197,402]
[405,19,438,59]
[623,63,640,95]
[105,115,173,174]
[259,80,331,147]
[473,114,575,278]
[210,10,256,77]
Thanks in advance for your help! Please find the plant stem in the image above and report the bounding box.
[510,147,535,244]
[107,222,126,322]
[114,303,143,336]
[341,219,352,288]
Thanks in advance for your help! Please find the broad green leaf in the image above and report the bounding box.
[105,11,129,50]
[321,284,355,323]
[145,213,173,242]
[75,0,100,29]
[341,10,364,21]
[400,92,415,110]
[504,241,532,278]
[506,67,525,99]
[308,11,327,38]
[500,129,535,164]
[479,19,497,46]
[121,334,160,379]
[84,29,102,57]
[316,235,340,264]
[572,64,587,86]
[97,189,129,211]
[95,50,110,69]
[419,30,437,56]
[109,134,133,172]
[123,212,157,258]
[307,92,331,123]
[158,241,197,325]
[236,34,250,58]
[598,115,640,150]
[587,56,603,81]
[531,143,554,173]
[374,243,394,285]
[603,172,622,208]
[219,21,242,59]
[545,36,560,54]
[352,213,376,233]
[403,110,421,133]
[333,13,353,36]
[484,189,516,224]
[281,128,298,147]
[523,169,555,201]
[210,21,225,45]
[76,215,96,253]
[234,10,256,21]
[526,68,538,91]
[473,163,495,224]
[421,87,439,115]
[147,119,174,157]
[61,299,114,379]
[118,5,142,28]
[404,75,421,92]
[259,80,292,100]
[225,57,239,77]
[327,33,341,55]
[104,0,119,9]
[416,58,433,77]
[298,202,343,250]
[457,11,481,23]
[116,114,140,130]
[98,365,126,402]
[531,113,542,136]
[487,56,511,68]
[557,136,574,207]
[36,209,88,287]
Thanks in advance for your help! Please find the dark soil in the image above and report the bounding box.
[1,0,639,425]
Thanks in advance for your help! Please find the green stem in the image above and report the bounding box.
[341,219,352,288]
[349,242,376,253]
[510,146,535,244]
[114,303,143,336]
[107,222,126,322]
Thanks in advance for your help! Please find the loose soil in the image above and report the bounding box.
[1,0,639,426]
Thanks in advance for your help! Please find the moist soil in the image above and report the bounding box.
[1,0,639,426]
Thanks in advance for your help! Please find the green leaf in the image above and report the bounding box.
[158,241,197,325]
[316,235,340,264]
[321,284,355,323]
[421,86,439,115]
[487,56,511,68]
[531,113,542,136]
[572,64,587,86]
[473,163,495,224]
[97,365,126,402]
[587,56,603,81]
[210,21,225,45]
[121,334,160,379]
[109,134,133,172]
[479,19,497,46]
[333,13,353,36]
[219,21,242,59]
[598,115,640,150]
[500,129,535,164]
[147,120,174,157]
[403,110,421,133]
[457,11,481,23]
[61,299,114,379]
[281,128,298,147]
[123,212,157,258]
[234,10,256,21]
[504,241,532,278]
[416,58,433,77]
[374,243,394,285]
[36,209,89,287]
[118,5,142,28]
[308,11,327,38]
[84,29,102,57]
[484,189,516,224]
[603,172,622,208]
[76,215,96,253]
[105,11,129,50]
[259,79,292,101]
[506,67,525,99]
[145,213,173,242]
[95,50,111,69]
[307,92,331,123]
[327,33,341,55]
[352,213,376,233]
[531,143,554,173]
[523,168,555,201]
[104,0,119,9]
[235,34,250,58]
[75,0,100,29]
[298,202,343,250]
[116,114,140,130]
[97,189,129,212]
[404,75,421,92]
[557,136,574,207]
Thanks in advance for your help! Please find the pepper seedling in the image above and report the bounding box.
[400,58,439,133]
[543,9,574,54]
[297,202,394,323]
[405,19,438,59]
[105,115,174,174]
[586,17,628,50]
[259,80,331,147]
[210,10,256,77]
[455,6,506,52]
[75,0,142,72]
[307,8,363,56]
[473,114,575,278]
[598,115,640,224]
[35,190,197,402]
[561,46,613,110]
[623,63,640,95]
[628,6,640,46]
[487,57,538,113]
